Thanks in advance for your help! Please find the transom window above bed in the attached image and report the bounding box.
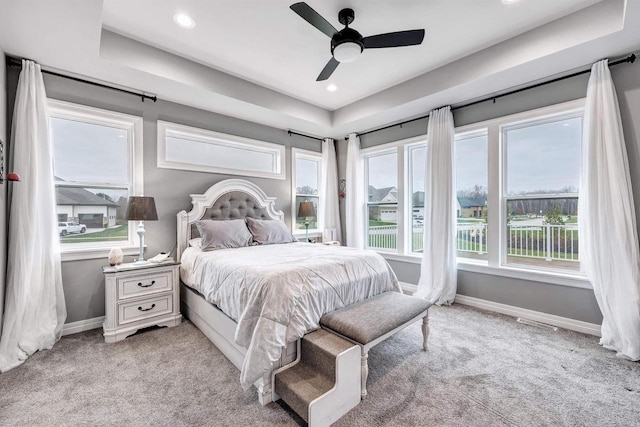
[48,99,143,260]
[292,148,323,237]
[157,121,285,180]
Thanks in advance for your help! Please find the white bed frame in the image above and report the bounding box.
[177,179,296,405]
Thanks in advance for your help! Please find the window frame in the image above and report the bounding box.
[358,99,590,289]
[500,109,583,273]
[157,120,285,180]
[291,148,323,238]
[48,99,143,261]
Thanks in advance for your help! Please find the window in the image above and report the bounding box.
[502,112,582,272]
[49,100,143,258]
[358,99,586,285]
[157,121,285,180]
[456,130,489,261]
[292,148,322,236]
[408,144,426,253]
[365,150,398,251]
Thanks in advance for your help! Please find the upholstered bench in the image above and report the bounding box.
[319,291,432,399]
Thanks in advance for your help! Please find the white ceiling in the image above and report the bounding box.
[101,0,602,110]
[0,0,639,139]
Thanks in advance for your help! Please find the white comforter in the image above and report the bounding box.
[180,242,400,389]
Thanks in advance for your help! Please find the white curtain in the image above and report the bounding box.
[416,106,457,304]
[579,59,640,361]
[345,133,364,248]
[0,60,66,372]
[321,138,342,243]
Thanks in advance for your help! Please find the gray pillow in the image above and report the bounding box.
[194,219,252,251]
[245,217,297,245]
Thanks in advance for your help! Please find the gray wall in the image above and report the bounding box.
[337,63,640,325]
[5,66,321,324]
[0,48,7,330]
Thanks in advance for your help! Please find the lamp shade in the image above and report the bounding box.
[297,201,316,218]
[125,196,158,221]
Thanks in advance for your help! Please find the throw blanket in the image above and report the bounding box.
[180,242,400,388]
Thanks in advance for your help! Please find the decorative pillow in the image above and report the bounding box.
[188,238,202,249]
[194,219,252,251]
[245,217,297,245]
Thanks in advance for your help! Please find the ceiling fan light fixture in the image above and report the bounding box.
[333,41,363,63]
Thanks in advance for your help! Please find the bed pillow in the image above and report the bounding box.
[245,217,297,245]
[188,238,202,249]
[194,219,252,251]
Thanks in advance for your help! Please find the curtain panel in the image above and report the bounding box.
[345,133,365,248]
[416,106,457,304]
[321,138,342,243]
[579,59,640,361]
[0,60,66,372]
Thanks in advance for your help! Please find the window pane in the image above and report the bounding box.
[506,198,579,271]
[51,117,129,185]
[160,123,284,179]
[367,152,398,251]
[56,187,129,244]
[505,116,581,196]
[504,114,581,272]
[410,146,426,253]
[295,158,319,196]
[456,132,488,260]
[295,195,319,231]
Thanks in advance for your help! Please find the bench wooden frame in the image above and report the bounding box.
[322,309,429,399]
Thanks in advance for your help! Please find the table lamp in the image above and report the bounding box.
[297,200,316,242]
[126,196,158,264]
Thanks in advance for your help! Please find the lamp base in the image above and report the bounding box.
[132,259,149,265]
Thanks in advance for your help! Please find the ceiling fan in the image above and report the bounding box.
[290,2,425,81]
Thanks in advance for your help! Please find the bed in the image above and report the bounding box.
[177,178,400,404]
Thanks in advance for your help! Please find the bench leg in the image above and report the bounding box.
[361,351,368,399]
[422,312,429,351]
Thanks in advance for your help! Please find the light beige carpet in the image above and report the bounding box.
[1,304,639,426]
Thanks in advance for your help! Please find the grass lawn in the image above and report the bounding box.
[61,225,128,243]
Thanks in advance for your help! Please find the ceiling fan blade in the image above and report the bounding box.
[316,57,340,81]
[290,2,338,38]
[362,29,425,49]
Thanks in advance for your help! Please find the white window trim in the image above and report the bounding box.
[291,147,323,237]
[48,99,143,262]
[157,120,285,180]
[360,99,590,289]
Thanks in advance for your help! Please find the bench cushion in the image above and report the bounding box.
[320,292,432,345]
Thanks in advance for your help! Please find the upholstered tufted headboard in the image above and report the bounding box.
[189,190,271,238]
[177,179,285,261]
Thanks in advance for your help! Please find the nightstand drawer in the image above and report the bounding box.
[118,272,172,300]
[118,294,173,325]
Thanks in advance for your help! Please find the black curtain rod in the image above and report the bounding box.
[348,53,636,140]
[287,130,325,142]
[6,56,157,103]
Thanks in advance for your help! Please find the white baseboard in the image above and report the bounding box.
[62,316,105,336]
[398,282,601,337]
[454,294,601,336]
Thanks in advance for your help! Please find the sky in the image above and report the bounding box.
[51,117,129,201]
[367,116,581,197]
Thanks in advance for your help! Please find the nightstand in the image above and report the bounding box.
[102,260,182,343]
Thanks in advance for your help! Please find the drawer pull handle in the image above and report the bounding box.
[137,280,155,288]
[138,304,156,312]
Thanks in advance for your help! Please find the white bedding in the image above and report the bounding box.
[180,242,400,389]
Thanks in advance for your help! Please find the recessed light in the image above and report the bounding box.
[173,13,196,29]
[326,84,338,92]
[502,0,520,4]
